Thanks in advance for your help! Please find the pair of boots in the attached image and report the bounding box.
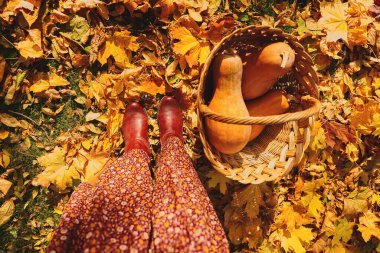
[122,96,183,154]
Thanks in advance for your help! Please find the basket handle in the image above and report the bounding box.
[199,96,322,125]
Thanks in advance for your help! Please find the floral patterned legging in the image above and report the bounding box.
[47,137,229,253]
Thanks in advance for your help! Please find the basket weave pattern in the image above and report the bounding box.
[197,26,322,184]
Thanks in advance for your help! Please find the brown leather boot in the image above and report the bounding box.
[158,96,184,144]
[122,102,150,154]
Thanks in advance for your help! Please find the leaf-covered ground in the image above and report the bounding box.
[0,0,380,252]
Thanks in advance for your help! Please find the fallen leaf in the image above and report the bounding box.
[83,150,109,185]
[0,179,12,197]
[0,113,21,128]
[345,143,359,162]
[61,15,90,44]
[30,73,69,93]
[85,111,101,122]
[323,121,356,148]
[0,199,15,226]
[17,0,41,27]
[358,211,380,242]
[343,187,372,215]
[207,170,231,194]
[0,130,9,140]
[98,30,139,68]
[350,101,380,135]
[170,26,211,67]
[299,178,325,219]
[318,0,348,43]
[32,147,80,191]
[331,218,354,245]
[15,29,43,59]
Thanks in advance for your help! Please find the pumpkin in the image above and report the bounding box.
[246,90,289,141]
[205,51,251,154]
[241,42,295,100]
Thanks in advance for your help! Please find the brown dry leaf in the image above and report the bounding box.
[154,0,187,21]
[323,122,356,148]
[0,150,11,169]
[0,113,21,128]
[32,147,80,191]
[0,0,20,22]
[357,211,380,242]
[0,179,12,198]
[0,199,15,226]
[15,29,43,59]
[16,0,41,27]
[98,30,139,68]
[170,26,211,67]
[41,105,65,117]
[85,111,101,122]
[59,0,104,12]
[317,0,348,43]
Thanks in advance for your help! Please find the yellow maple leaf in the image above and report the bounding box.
[331,218,354,246]
[270,226,314,253]
[98,30,139,68]
[170,26,211,67]
[372,194,380,205]
[299,179,325,219]
[318,1,348,43]
[350,101,380,135]
[207,170,232,194]
[15,29,43,59]
[32,147,80,191]
[276,202,313,230]
[358,211,380,242]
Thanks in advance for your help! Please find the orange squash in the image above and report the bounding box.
[205,51,251,154]
[241,42,295,100]
[246,90,289,141]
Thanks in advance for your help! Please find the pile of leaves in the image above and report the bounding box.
[0,0,379,252]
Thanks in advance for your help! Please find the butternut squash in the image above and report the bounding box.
[205,52,251,154]
[246,90,289,141]
[241,42,295,100]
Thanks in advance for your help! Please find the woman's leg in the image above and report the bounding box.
[47,102,153,253]
[46,182,95,252]
[81,150,153,252]
[151,97,229,252]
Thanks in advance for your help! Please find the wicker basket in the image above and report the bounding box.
[197,25,322,184]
